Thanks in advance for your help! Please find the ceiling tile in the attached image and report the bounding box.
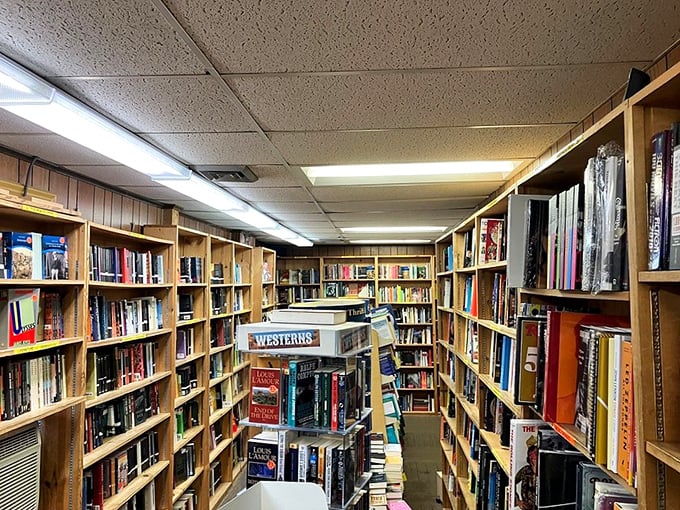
[330,210,468,223]
[229,187,311,202]
[271,125,570,165]
[141,133,282,165]
[310,184,497,202]
[55,76,254,134]
[230,65,632,131]
[254,202,321,214]
[0,134,118,166]
[65,165,156,186]
[164,0,677,72]
[269,212,330,222]
[319,199,482,214]
[0,0,204,77]
[225,165,309,188]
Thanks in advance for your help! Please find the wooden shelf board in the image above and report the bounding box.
[478,429,510,476]
[439,373,456,393]
[209,436,235,464]
[647,441,680,475]
[88,281,174,290]
[478,373,524,417]
[403,410,437,414]
[84,413,170,469]
[437,306,455,313]
[86,371,172,409]
[458,478,477,510]
[233,389,250,407]
[209,373,231,388]
[394,343,434,348]
[209,479,234,509]
[0,199,86,224]
[379,301,432,305]
[232,458,248,479]
[178,282,207,288]
[455,351,479,375]
[103,460,169,510]
[476,319,516,338]
[209,283,233,288]
[175,351,206,368]
[399,365,435,369]
[233,360,251,374]
[397,322,433,326]
[0,278,85,287]
[455,267,476,274]
[457,433,480,475]
[210,312,232,320]
[177,317,207,327]
[209,343,234,355]
[209,406,231,427]
[87,329,172,350]
[0,336,83,359]
[455,309,476,322]
[397,387,434,392]
[440,406,456,432]
[91,224,172,245]
[233,283,252,287]
[456,395,480,428]
[174,424,205,454]
[0,396,85,437]
[436,270,454,277]
[518,288,629,301]
[476,260,507,270]
[639,271,680,283]
[233,308,253,315]
[174,386,205,409]
[172,466,205,504]
[440,439,456,472]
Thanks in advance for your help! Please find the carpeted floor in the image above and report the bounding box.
[402,414,441,510]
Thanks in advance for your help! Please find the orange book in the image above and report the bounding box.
[470,275,478,317]
[617,337,634,481]
[543,311,629,424]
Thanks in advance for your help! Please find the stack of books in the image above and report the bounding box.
[369,432,388,510]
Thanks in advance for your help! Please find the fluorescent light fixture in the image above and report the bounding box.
[154,173,246,212]
[0,54,313,246]
[341,226,446,233]
[349,239,432,244]
[301,161,524,186]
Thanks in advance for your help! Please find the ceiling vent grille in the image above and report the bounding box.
[193,165,258,184]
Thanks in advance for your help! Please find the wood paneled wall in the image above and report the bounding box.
[0,147,235,239]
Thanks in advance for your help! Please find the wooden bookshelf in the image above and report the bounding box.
[274,255,321,307]
[252,246,276,321]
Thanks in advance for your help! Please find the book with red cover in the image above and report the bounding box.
[249,367,281,425]
[543,311,629,424]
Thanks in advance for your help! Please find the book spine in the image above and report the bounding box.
[287,362,297,426]
[331,371,339,431]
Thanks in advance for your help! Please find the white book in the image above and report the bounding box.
[547,194,558,289]
[507,195,550,288]
[32,233,42,280]
[268,308,347,325]
[607,334,622,471]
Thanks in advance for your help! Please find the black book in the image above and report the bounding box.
[523,199,549,288]
[537,428,583,509]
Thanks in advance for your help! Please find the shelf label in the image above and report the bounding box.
[21,204,59,218]
[14,340,61,355]
[129,231,147,240]
[247,329,320,350]
[122,332,146,343]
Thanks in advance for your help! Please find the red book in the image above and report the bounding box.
[249,367,281,425]
[331,370,339,431]
[542,311,629,424]
[93,461,105,508]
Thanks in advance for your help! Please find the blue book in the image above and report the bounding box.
[288,358,319,426]
[500,335,511,391]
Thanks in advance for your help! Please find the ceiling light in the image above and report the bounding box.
[0,54,313,247]
[154,173,246,212]
[301,161,524,186]
[341,226,446,233]
[349,239,433,244]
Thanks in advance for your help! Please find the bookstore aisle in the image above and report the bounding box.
[401,414,441,510]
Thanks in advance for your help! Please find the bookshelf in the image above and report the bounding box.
[435,99,640,509]
[321,256,377,302]
[252,247,276,321]
[0,198,87,510]
[86,223,176,509]
[376,254,437,414]
[275,256,321,308]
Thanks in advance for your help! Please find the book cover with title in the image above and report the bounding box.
[249,367,281,425]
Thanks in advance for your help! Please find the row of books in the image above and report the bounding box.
[89,244,164,284]
[249,358,364,431]
[478,217,505,265]
[442,244,454,272]
[277,268,320,285]
[246,425,368,508]
[174,442,197,485]
[398,393,434,412]
[175,400,200,441]
[509,420,636,510]
[0,350,66,421]
[397,327,432,345]
[210,317,232,348]
[462,275,477,314]
[176,327,195,360]
[233,288,246,311]
[173,489,197,510]
[396,349,432,367]
[378,285,430,303]
[233,262,245,284]
[377,264,430,280]
[209,352,225,379]
[176,363,199,397]
[397,370,432,389]
[465,319,479,364]
[179,256,203,284]
[462,366,477,405]
[397,306,431,324]
[83,430,160,508]
[648,123,680,270]
[0,231,68,280]
[88,295,164,342]
[0,288,64,348]
[210,287,228,315]
[276,286,320,305]
[86,342,157,397]
[84,383,161,454]
[323,263,375,280]
[324,281,374,299]
[489,272,511,325]
[210,262,225,284]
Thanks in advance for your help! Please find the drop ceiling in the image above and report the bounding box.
[0,0,678,244]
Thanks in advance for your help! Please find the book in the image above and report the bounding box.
[479,218,504,264]
[648,131,668,270]
[3,232,34,279]
[669,122,680,269]
[0,288,40,348]
[287,358,319,426]
[593,481,636,510]
[509,419,543,510]
[506,195,551,287]
[246,431,278,488]
[269,308,347,325]
[42,234,68,280]
[514,316,545,405]
[536,428,582,510]
[249,367,281,425]
[576,462,615,510]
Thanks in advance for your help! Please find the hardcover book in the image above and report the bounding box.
[576,463,615,510]
[514,316,546,405]
[249,367,281,425]
[42,234,68,280]
[0,288,40,348]
[509,419,543,510]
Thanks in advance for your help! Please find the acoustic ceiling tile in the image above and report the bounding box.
[310,183,497,202]
[141,132,282,165]
[271,125,570,165]
[164,0,677,72]
[0,0,204,77]
[253,202,321,214]
[230,64,633,131]
[230,186,311,202]
[55,76,254,134]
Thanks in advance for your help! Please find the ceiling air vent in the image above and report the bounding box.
[193,165,259,184]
